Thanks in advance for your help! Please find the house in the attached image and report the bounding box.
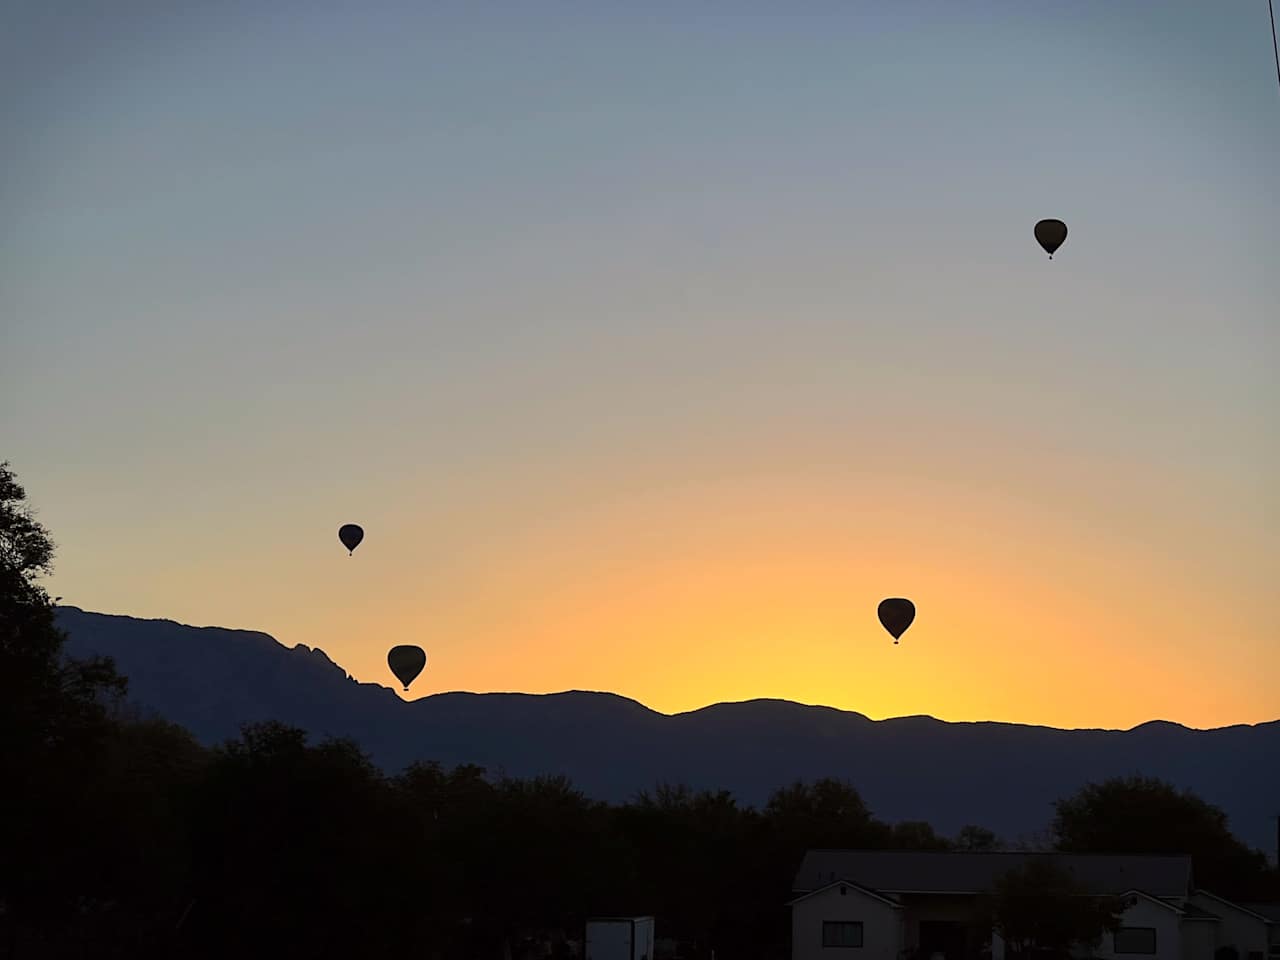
[1240,903,1280,959]
[1186,893,1280,960]
[787,850,1279,960]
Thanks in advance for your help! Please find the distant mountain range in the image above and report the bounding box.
[55,606,1280,861]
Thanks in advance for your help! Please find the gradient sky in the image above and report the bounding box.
[3,1,1277,730]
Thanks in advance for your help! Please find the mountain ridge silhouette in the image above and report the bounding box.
[55,605,1280,858]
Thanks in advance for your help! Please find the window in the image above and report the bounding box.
[822,921,863,948]
[1113,928,1157,954]
[823,921,864,948]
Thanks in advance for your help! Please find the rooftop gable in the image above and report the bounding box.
[1117,889,1184,914]
[786,879,904,909]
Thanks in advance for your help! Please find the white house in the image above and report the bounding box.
[790,880,905,959]
[787,850,1279,960]
[1241,902,1280,959]
[1186,893,1280,960]
[1088,889,1184,960]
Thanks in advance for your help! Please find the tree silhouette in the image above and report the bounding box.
[1052,776,1276,899]
[764,777,885,850]
[3,462,1277,959]
[892,820,951,850]
[181,722,404,957]
[972,859,1124,960]
[956,825,1001,851]
[1,461,129,956]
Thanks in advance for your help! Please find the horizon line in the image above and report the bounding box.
[54,605,1279,735]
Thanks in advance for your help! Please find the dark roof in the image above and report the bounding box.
[1117,890,1182,914]
[1194,892,1280,923]
[785,879,904,908]
[793,850,1193,898]
[1239,902,1280,922]
[1181,903,1222,921]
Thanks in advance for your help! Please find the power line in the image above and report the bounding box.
[1271,0,1280,95]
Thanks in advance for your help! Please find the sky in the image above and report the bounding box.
[2,1,1277,730]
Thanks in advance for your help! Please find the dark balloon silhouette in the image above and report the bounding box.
[388,645,427,691]
[1034,219,1068,259]
[338,524,364,555]
[878,598,916,644]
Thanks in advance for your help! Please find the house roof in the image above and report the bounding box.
[1117,890,1184,914]
[1239,902,1280,923]
[1180,903,1222,921]
[785,879,905,909]
[793,851,1194,899]
[1193,892,1279,924]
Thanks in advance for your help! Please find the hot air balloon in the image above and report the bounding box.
[338,524,364,555]
[388,645,427,691]
[878,598,915,644]
[1034,219,1067,259]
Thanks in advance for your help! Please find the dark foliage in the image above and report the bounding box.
[1052,775,1279,901]
[970,859,1124,960]
[3,462,1277,958]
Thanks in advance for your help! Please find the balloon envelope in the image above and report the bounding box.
[338,524,364,554]
[388,645,427,691]
[1034,219,1068,258]
[877,598,916,643]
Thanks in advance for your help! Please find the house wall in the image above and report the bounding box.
[792,886,903,960]
[1188,895,1270,960]
[989,898,1179,960]
[1181,921,1218,960]
[1093,897,1182,960]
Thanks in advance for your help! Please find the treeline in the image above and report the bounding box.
[9,712,1274,960]
[2,460,1277,959]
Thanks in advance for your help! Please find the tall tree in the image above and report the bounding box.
[972,859,1124,960]
[185,722,398,958]
[0,461,129,953]
[764,777,886,850]
[0,461,126,754]
[956,825,1001,851]
[892,820,952,850]
[1052,776,1275,899]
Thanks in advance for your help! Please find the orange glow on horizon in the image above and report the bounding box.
[53,438,1275,733]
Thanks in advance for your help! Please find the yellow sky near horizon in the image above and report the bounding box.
[37,421,1276,731]
[6,4,1277,731]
